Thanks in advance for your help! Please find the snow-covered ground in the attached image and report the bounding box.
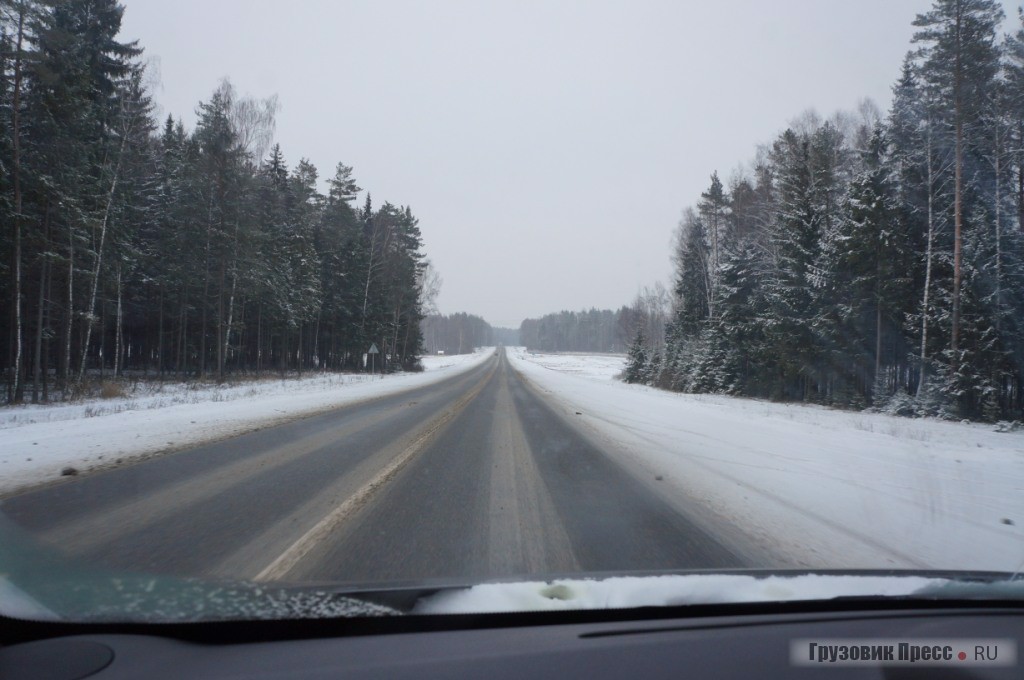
[416,573,952,614]
[516,350,626,380]
[508,347,1024,572]
[0,349,495,497]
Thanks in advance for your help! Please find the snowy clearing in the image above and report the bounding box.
[0,348,495,497]
[507,347,1024,572]
[515,350,626,380]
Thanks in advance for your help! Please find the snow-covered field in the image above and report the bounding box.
[508,347,1024,572]
[516,350,626,380]
[0,349,495,497]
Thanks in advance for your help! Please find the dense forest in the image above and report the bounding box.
[519,285,670,354]
[626,0,1024,421]
[420,313,518,355]
[520,308,631,354]
[492,326,520,347]
[0,0,431,403]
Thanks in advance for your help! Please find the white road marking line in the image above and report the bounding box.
[254,363,495,582]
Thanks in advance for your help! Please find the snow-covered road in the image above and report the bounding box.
[508,348,1024,571]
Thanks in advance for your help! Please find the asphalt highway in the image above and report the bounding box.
[1,348,748,587]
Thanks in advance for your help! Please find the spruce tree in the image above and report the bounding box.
[624,328,648,384]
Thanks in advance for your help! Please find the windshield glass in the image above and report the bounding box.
[0,0,1023,623]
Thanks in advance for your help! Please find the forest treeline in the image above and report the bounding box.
[626,0,1024,421]
[1,0,430,404]
[421,313,517,355]
[520,308,631,354]
[519,285,670,354]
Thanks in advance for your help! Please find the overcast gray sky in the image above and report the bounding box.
[119,0,1020,328]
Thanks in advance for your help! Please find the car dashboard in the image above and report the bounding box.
[2,601,1022,679]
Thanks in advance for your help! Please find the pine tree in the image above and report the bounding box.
[698,172,728,318]
[913,0,1003,360]
[624,327,648,384]
[316,162,362,369]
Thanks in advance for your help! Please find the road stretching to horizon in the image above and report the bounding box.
[1,348,748,587]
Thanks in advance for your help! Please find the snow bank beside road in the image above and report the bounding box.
[0,351,490,431]
[508,348,1024,571]
[0,348,495,497]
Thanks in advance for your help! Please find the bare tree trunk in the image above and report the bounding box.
[1018,121,1024,233]
[391,311,401,371]
[175,291,186,377]
[32,254,47,403]
[114,263,123,376]
[918,119,936,397]
[30,202,49,403]
[331,323,338,370]
[32,204,52,403]
[875,299,882,393]
[62,224,74,395]
[42,239,52,402]
[8,4,26,403]
[216,258,225,380]
[157,287,164,378]
[214,189,230,380]
[222,261,237,378]
[874,226,883,396]
[280,327,287,375]
[98,299,105,379]
[312,307,321,369]
[994,130,1003,334]
[256,303,262,373]
[360,220,393,330]
[709,209,719,320]
[361,238,377,327]
[235,300,246,372]
[952,118,963,354]
[41,266,50,402]
[76,125,131,385]
[951,8,963,356]
[401,312,413,366]
[200,198,213,378]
